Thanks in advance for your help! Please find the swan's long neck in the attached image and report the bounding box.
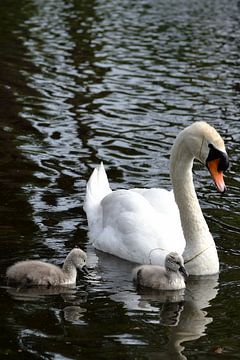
[170,134,218,274]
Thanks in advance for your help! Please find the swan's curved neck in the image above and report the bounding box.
[170,136,214,262]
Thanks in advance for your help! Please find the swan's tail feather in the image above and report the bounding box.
[84,162,111,226]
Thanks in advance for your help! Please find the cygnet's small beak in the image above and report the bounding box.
[179,266,188,279]
[80,265,89,275]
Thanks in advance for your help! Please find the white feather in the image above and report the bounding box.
[84,122,227,275]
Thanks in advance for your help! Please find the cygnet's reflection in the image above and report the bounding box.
[7,284,77,301]
[7,283,88,305]
[91,247,219,360]
[63,305,87,322]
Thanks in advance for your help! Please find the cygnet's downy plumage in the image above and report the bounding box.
[6,248,88,287]
[132,252,188,290]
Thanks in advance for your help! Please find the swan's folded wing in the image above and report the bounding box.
[91,189,185,263]
[132,188,179,216]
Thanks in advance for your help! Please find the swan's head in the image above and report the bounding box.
[166,252,188,278]
[180,122,229,193]
[68,248,88,274]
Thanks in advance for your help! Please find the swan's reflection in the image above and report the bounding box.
[166,275,219,360]
[91,248,218,359]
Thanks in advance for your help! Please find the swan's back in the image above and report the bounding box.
[85,166,185,265]
[132,188,179,216]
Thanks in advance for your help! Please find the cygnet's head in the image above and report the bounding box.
[165,252,188,278]
[68,248,88,273]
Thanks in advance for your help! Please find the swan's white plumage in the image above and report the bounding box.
[85,164,185,267]
[84,162,112,225]
[84,122,228,275]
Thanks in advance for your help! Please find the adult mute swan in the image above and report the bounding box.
[6,248,88,287]
[132,252,188,290]
[84,122,229,275]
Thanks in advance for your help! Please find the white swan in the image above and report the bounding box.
[132,252,187,290]
[84,122,229,275]
[6,248,88,287]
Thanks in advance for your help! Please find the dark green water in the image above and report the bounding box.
[0,0,240,359]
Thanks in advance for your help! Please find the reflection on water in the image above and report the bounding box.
[167,276,218,360]
[0,0,240,358]
[91,249,218,360]
[6,284,88,303]
[63,305,87,322]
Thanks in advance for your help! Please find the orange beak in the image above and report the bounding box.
[207,159,226,193]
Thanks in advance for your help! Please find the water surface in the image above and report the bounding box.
[0,0,240,359]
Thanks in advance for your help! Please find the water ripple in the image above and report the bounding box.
[1,0,240,359]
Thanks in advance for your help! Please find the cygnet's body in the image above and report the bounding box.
[132,252,187,290]
[6,248,87,287]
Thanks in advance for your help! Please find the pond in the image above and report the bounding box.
[0,0,240,359]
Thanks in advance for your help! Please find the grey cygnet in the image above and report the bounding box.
[6,248,88,287]
[132,252,188,290]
